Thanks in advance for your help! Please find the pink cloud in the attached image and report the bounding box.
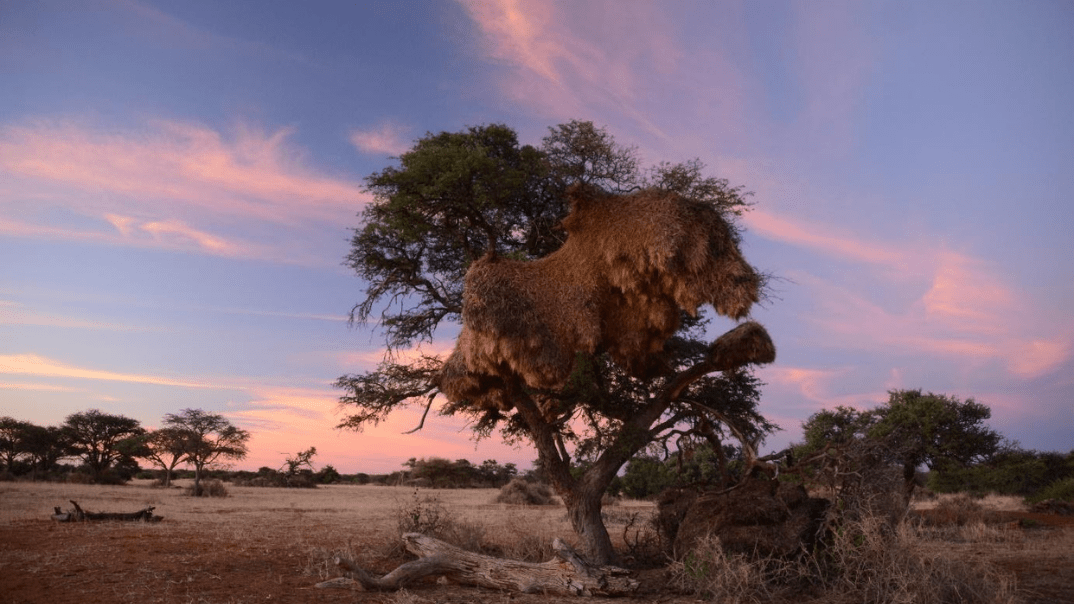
[350,121,412,156]
[746,209,908,267]
[0,353,217,388]
[0,302,146,332]
[792,247,1073,379]
[0,118,371,256]
[458,0,745,144]
[0,382,83,393]
[762,365,887,411]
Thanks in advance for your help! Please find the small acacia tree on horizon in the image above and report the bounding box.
[164,408,250,496]
[337,121,777,564]
[139,427,190,487]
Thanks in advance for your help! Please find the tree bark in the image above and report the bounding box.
[51,500,161,522]
[317,533,637,596]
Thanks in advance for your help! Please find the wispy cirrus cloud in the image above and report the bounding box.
[0,353,220,389]
[0,118,370,259]
[350,121,412,156]
[458,0,744,144]
[0,301,148,332]
[745,208,908,268]
[795,249,1072,380]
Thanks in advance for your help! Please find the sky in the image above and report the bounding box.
[2,0,1072,474]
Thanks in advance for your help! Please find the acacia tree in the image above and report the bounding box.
[164,408,249,496]
[797,389,1003,491]
[21,423,66,480]
[140,427,191,487]
[0,416,31,473]
[281,446,317,476]
[61,409,145,482]
[338,121,775,563]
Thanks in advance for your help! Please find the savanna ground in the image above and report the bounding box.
[1,480,1072,604]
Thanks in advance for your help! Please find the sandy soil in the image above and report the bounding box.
[1,482,1071,604]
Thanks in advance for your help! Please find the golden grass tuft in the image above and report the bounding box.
[440,185,768,411]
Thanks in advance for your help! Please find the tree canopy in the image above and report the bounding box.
[797,389,1004,488]
[338,120,775,563]
[163,408,250,496]
[61,409,145,482]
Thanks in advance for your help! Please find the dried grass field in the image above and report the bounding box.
[1,480,1072,604]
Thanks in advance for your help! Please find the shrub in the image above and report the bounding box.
[670,512,1018,604]
[923,493,986,527]
[1027,476,1074,504]
[185,479,228,498]
[494,478,555,505]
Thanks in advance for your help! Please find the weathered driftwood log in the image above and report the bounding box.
[316,533,638,596]
[51,500,162,523]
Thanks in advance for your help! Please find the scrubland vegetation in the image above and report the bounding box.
[2,479,1072,603]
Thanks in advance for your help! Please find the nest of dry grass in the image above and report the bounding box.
[440,185,770,410]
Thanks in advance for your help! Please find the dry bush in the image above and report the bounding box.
[671,513,1019,604]
[184,479,228,498]
[494,478,555,505]
[923,493,987,527]
[669,533,790,604]
[384,490,488,558]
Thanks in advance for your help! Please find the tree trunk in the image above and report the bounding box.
[193,463,202,495]
[317,533,637,596]
[563,487,615,566]
[52,500,162,522]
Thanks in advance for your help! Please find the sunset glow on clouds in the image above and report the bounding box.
[2,1,1072,471]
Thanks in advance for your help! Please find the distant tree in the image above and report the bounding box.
[21,424,66,480]
[281,446,318,476]
[871,390,1002,486]
[796,405,873,456]
[478,459,518,487]
[316,464,341,484]
[797,390,1003,492]
[0,416,32,473]
[61,409,145,482]
[619,454,675,499]
[164,409,249,496]
[140,427,191,487]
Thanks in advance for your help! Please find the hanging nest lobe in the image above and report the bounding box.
[439,185,769,411]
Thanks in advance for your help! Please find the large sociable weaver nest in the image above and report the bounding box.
[439,184,774,411]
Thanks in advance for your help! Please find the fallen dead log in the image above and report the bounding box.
[51,500,162,523]
[316,532,638,596]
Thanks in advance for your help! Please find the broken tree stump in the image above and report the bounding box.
[316,533,638,596]
[51,500,162,523]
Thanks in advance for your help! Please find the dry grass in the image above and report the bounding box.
[4,480,1070,603]
[670,513,1021,604]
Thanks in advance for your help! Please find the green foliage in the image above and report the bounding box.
[1028,476,1074,503]
[927,448,1070,496]
[797,390,1003,490]
[620,455,677,499]
[316,464,341,484]
[403,456,517,488]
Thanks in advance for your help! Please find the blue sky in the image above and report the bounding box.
[2,0,1072,473]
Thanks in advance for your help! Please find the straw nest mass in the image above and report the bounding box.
[439,184,775,412]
